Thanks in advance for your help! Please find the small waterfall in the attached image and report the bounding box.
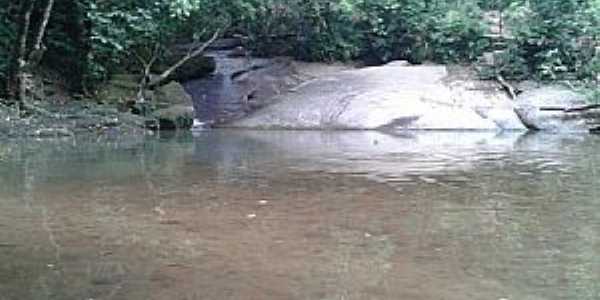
[183,48,271,125]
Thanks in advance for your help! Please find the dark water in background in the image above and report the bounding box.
[0,131,599,300]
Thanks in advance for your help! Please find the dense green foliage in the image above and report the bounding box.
[87,0,228,86]
[492,0,600,81]
[0,0,598,99]
[209,0,489,63]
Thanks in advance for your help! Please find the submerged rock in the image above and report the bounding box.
[514,86,599,132]
[227,63,526,131]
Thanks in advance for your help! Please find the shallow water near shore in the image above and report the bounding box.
[1,131,599,300]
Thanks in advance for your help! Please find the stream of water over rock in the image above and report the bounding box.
[182,50,264,124]
[1,131,599,300]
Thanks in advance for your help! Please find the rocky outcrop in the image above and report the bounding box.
[227,63,526,131]
[184,53,351,124]
[514,86,600,132]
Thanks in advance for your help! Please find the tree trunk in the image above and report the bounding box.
[27,0,55,66]
[7,0,55,105]
[32,0,54,52]
[7,0,35,105]
[496,74,518,100]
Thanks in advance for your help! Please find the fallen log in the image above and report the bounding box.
[539,104,600,113]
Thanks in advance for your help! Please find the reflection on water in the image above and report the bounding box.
[0,131,599,300]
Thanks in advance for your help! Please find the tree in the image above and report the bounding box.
[135,30,221,103]
[88,0,226,103]
[6,0,55,106]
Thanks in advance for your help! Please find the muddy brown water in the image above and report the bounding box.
[0,131,599,300]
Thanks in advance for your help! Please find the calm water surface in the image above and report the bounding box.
[0,131,599,300]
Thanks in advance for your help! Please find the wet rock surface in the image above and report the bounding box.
[227,63,526,131]
[514,86,600,132]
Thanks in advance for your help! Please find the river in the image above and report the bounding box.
[0,131,599,300]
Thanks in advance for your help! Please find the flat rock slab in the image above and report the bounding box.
[227,63,525,131]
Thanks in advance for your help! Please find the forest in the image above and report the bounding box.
[0,0,599,108]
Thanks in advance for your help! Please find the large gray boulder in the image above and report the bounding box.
[154,81,193,107]
[514,86,599,132]
[153,81,195,129]
[227,63,526,131]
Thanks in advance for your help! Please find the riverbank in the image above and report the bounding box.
[0,101,153,138]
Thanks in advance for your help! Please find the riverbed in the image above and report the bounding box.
[1,131,599,300]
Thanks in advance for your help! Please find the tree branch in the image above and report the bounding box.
[147,29,221,88]
[136,43,161,103]
[539,104,600,113]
